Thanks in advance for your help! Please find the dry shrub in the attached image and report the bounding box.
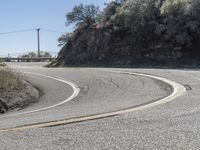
[0,68,25,92]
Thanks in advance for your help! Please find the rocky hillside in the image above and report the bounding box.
[54,25,133,66]
[52,0,200,67]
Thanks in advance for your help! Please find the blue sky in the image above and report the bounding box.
[0,0,109,57]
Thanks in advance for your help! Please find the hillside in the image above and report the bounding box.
[52,0,200,67]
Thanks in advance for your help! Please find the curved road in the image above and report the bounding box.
[1,63,199,150]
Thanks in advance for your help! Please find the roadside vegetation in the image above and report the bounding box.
[21,51,52,58]
[0,68,24,92]
[0,59,6,67]
[0,60,22,96]
[55,0,200,67]
[0,68,25,113]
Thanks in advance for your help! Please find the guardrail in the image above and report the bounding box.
[0,57,56,62]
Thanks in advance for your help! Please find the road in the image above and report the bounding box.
[0,62,199,149]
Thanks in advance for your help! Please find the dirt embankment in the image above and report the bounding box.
[0,80,39,113]
[0,69,40,113]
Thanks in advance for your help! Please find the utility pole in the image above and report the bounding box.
[36,28,40,57]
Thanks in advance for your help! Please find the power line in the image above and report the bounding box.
[0,28,36,35]
[41,28,66,34]
[0,28,66,35]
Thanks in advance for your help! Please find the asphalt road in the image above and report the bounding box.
[0,62,199,150]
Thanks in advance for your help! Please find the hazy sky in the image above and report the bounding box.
[0,0,109,57]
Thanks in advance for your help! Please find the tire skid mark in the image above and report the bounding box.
[0,70,186,133]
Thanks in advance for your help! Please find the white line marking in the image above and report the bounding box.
[0,72,80,119]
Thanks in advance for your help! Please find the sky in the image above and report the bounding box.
[0,0,109,57]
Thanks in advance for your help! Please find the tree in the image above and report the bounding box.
[99,1,122,23]
[160,0,200,57]
[66,4,100,27]
[21,52,37,58]
[21,51,52,58]
[58,33,72,47]
[116,0,162,56]
[40,51,52,58]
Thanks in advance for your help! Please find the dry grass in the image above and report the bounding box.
[0,59,6,67]
[0,68,25,92]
